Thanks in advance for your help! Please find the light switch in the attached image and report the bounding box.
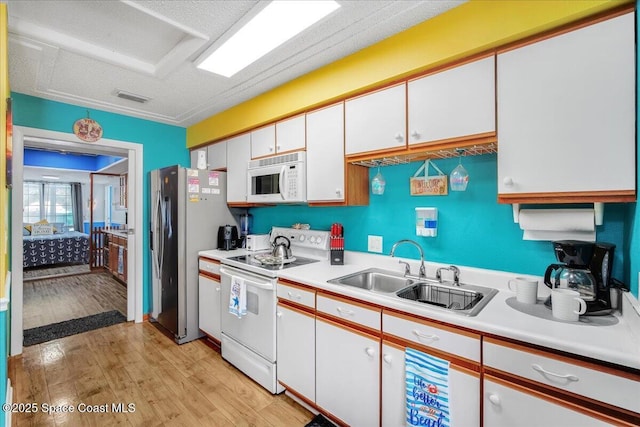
[368,235,383,253]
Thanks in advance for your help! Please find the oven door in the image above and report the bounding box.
[219,265,277,362]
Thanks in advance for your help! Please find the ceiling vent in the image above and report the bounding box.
[115,89,151,104]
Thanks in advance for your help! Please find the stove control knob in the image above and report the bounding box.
[299,235,306,242]
[309,236,316,243]
[315,236,323,245]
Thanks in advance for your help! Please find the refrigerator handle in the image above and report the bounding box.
[154,189,164,277]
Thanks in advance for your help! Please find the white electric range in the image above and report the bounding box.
[219,227,330,394]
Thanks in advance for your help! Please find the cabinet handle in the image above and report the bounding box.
[413,330,439,342]
[503,176,514,186]
[215,286,220,292]
[488,393,501,406]
[394,133,404,142]
[276,311,283,318]
[287,291,301,300]
[383,354,393,364]
[277,145,281,150]
[411,130,420,139]
[365,347,375,357]
[531,364,579,382]
[269,146,274,152]
[336,307,355,317]
[336,189,342,197]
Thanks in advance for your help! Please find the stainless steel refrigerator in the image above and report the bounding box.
[150,166,237,344]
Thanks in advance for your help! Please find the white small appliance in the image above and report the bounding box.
[246,234,271,252]
[247,152,306,203]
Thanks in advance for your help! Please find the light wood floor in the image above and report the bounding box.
[23,271,127,330]
[9,321,314,426]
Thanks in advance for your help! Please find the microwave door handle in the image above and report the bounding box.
[279,166,286,200]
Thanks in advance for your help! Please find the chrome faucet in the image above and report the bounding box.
[436,265,461,286]
[390,240,426,278]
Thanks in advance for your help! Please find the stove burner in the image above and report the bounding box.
[226,254,319,271]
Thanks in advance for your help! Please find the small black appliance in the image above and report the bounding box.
[544,240,619,315]
[217,225,238,251]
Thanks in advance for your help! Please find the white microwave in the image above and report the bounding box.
[247,152,306,203]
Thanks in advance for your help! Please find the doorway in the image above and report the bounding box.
[11,126,144,356]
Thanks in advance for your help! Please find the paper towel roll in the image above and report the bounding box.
[518,209,595,241]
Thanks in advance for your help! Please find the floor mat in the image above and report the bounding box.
[23,310,126,346]
[305,414,337,427]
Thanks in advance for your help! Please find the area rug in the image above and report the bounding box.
[23,310,126,346]
[304,414,336,427]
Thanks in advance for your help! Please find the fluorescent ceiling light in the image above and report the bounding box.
[42,175,60,180]
[197,0,340,77]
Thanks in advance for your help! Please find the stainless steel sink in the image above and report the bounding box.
[327,268,414,293]
[395,281,498,316]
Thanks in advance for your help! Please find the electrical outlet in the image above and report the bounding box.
[368,235,383,253]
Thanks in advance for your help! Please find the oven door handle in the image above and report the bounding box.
[220,266,275,290]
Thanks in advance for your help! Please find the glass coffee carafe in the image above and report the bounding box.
[544,240,597,302]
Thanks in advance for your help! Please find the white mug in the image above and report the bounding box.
[552,289,587,321]
[508,277,538,304]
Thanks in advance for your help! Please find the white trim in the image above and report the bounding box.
[11,126,144,356]
[5,378,12,427]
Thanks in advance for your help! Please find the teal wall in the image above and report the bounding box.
[11,93,189,313]
[252,154,631,289]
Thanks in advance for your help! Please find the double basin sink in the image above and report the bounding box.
[327,268,498,316]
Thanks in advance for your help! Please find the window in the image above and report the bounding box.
[23,181,75,230]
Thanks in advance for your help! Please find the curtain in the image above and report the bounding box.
[71,182,83,232]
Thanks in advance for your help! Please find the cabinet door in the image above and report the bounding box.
[276,115,305,154]
[306,103,345,202]
[497,13,635,197]
[408,56,495,145]
[345,83,406,155]
[316,318,379,426]
[207,141,227,170]
[382,343,480,427]
[198,274,221,341]
[276,303,315,401]
[226,133,251,203]
[251,124,276,158]
[484,377,613,427]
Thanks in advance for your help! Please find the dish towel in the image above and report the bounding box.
[228,276,247,318]
[405,348,450,427]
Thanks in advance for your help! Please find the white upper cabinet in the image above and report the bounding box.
[226,133,251,203]
[497,13,635,200]
[306,103,345,202]
[345,83,406,155]
[206,141,227,170]
[250,124,276,159]
[408,56,495,145]
[275,114,306,154]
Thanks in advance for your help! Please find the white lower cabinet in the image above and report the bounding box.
[382,344,480,426]
[484,375,611,427]
[198,273,221,342]
[276,303,315,402]
[316,317,380,426]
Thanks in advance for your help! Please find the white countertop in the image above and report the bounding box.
[199,248,640,370]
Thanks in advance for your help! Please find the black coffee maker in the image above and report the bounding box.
[544,240,617,315]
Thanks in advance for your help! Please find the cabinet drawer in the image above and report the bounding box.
[483,339,640,413]
[383,312,480,363]
[317,294,380,330]
[199,258,220,276]
[277,282,315,309]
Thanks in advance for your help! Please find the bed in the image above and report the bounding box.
[23,230,90,268]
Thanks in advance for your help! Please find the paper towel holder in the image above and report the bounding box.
[512,202,604,226]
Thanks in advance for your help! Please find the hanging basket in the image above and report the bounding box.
[410,160,448,196]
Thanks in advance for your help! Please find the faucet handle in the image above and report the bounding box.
[398,260,411,276]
